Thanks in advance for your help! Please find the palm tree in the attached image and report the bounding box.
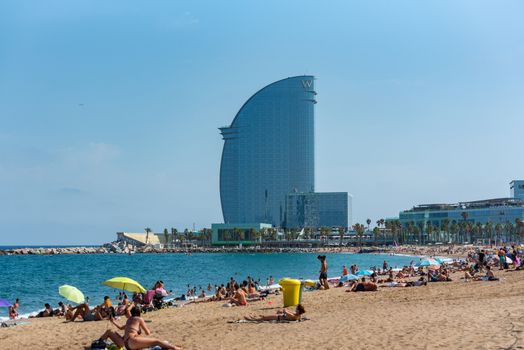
[373,227,381,245]
[450,221,459,243]
[441,219,450,244]
[353,223,365,250]
[170,228,178,248]
[460,212,469,243]
[516,218,524,241]
[426,221,434,244]
[252,229,261,243]
[392,220,401,244]
[472,223,481,243]
[495,223,503,246]
[234,228,244,241]
[338,227,345,247]
[484,221,493,245]
[413,225,421,244]
[303,228,312,240]
[504,221,514,243]
[320,227,330,244]
[259,228,268,242]
[406,222,414,243]
[272,228,279,241]
[163,228,169,250]
[144,227,152,245]
[366,218,371,232]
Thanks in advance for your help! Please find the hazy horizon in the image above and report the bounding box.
[1,0,523,245]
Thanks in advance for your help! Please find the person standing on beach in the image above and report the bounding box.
[318,255,329,289]
[9,298,19,319]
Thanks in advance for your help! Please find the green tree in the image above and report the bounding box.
[484,221,493,244]
[516,218,524,240]
[373,227,380,244]
[441,219,450,243]
[366,218,371,232]
[163,228,169,250]
[144,227,152,245]
[260,228,268,242]
[426,221,434,244]
[460,212,469,243]
[338,227,345,247]
[495,223,503,245]
[353,223,365,250]
[413,225,421,244]
[270,228,278,241]
[472,222,482,243]
[170,228,178,248]
[450,221,459,243]
[320,227,330,244]
[504,221,514,243]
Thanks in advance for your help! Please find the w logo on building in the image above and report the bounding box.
[301,80,313,89]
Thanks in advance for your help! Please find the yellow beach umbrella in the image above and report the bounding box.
[58,285,85,304]
[102,277,146,293]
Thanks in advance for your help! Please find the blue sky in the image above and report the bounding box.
[1,0,523,245]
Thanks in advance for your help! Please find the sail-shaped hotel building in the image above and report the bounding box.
[213,76,351,243]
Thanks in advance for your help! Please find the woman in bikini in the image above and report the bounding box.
[244,304,305,322]
[98,306,181,350]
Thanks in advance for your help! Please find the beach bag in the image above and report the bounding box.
[90,339,107,349]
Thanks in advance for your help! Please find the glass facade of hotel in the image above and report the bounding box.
[219,76,316,227]
[285,192,350,229]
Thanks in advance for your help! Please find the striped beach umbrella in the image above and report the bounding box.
[417,258,441,267]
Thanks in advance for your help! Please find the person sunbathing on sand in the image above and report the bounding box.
[347,279,378,292]
[66,303,105,322]
[244,304,305,322]
[98,306,182,350]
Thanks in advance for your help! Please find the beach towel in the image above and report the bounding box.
[228,317,310,324]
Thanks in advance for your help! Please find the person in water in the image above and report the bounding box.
[98,306,181,350]
[318,255,329,289]
[244,304,306,322]
[9,298,19,319]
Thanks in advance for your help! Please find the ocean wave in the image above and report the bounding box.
[0,311,39,322]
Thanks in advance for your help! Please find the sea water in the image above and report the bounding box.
[0,252,418,320]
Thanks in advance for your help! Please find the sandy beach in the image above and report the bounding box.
[1,266,523,350]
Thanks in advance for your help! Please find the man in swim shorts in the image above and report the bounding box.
[318,255,329,290]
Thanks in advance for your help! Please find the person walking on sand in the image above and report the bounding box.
[318,255,329,289]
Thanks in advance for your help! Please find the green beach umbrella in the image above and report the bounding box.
[58,285,85,304]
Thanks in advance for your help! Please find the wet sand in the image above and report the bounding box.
[1,267,523,349]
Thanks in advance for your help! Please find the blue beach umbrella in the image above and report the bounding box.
[340,274,358,282]
[355,270,373,276]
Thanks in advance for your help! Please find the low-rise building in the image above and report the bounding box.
[397,180,524,244]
